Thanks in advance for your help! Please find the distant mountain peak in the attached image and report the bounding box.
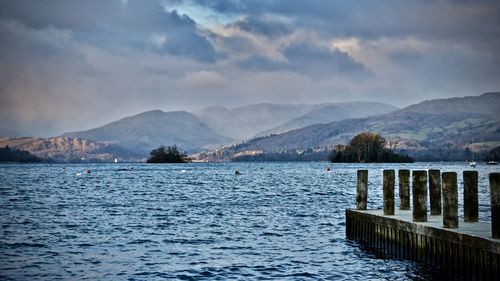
[481,91,500,97]
[63,109,233,154]
[256,101,398,136]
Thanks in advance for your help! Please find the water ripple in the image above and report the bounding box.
[0,162,497,280]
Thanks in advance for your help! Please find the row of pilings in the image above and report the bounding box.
[348,170,500,280]
[356,170,500,237]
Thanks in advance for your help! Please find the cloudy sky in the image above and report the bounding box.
[0,0,499,136]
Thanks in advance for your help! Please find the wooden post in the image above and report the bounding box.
[412,170,428,222]
[429,169,442,215]
[442,172,458,228]
[357,170,368,210]
[399,169,410,210]
[383,170,395,215]
[463,171,478,222]
[490,173,500,238]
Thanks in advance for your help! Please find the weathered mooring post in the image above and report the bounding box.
[491,173,500,238]
[399,169,410,210]
[428,169,442,215]
[347,170,500,277]
[463,171,478,223]
[442,172,458,228]
[357,170,368,210]
[383,170,395,215]
[412,170,427,222]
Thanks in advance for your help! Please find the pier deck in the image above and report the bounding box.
[346,209,500,279]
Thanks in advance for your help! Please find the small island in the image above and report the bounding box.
[147,145,189,163]
[329,132,413,163]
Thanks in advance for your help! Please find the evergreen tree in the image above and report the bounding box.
[147,145,188,163]
[0,146,42,162]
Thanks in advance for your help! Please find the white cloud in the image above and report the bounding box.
[151,33,166,48]
[180,70,228,89]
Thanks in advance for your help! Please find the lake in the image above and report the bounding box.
[1,162,498,280]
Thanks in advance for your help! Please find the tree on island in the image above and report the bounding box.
[147,145,188,163]
[329,132,413,163]
[0,146,42,162]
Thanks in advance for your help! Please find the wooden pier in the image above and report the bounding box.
[346,170,500,279]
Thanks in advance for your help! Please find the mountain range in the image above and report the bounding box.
[209,92,500,161]
[1,92,498,162]
[55,101,397,159]
[257,102,397,136]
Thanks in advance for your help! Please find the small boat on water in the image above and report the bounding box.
[467,141,477,168]
[487,161,498,165]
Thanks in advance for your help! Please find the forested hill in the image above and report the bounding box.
[205,92,500,161]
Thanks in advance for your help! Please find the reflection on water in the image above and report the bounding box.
[0,162,497,280]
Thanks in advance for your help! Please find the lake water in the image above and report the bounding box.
[1,162,498,280]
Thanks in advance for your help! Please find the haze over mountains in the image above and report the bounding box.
[195,102,397,139]
[194,104,316,140]
[1,92,499,162]
[0,127,32,138]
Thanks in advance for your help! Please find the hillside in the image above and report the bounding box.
[63,110,233,154]
[207,92,500,161]
[0,137,139,162]
[257,102,397,136]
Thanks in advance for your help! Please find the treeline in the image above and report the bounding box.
[0,146,42,162]
[329,132,413,163]
[232,151,331,162]
[408,148,487,162]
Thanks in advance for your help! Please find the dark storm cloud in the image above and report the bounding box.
[0,0,220,62]
[283,43,368,77]
[157,11,222,62]
[0,0,499,136]
[189,0,500,43]
[239,43,369,78]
